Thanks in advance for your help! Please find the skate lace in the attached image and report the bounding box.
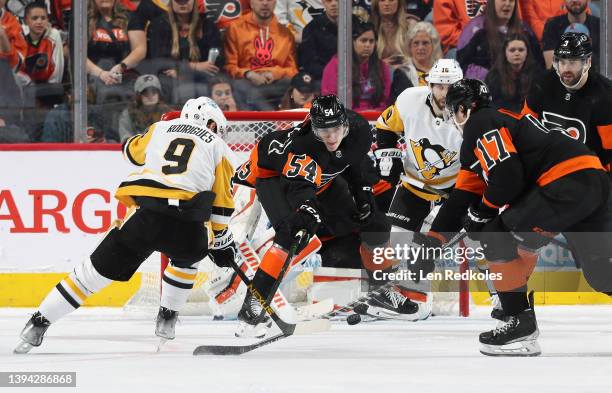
[384,288,407,308]
[492,316,518,336]
[32,312,50,327]
[249,296,264,316]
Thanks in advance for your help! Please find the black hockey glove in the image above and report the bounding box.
[287,200,321,249]
[208,228,238,268]
[373,148,403,184]
[352,185,376,225]
[410,233,443,283]
[463,203,498,241]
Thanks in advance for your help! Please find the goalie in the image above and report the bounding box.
[15,97,239,353]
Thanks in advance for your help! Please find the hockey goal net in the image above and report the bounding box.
[124,110,471,317]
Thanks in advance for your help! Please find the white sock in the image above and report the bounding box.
[39,259,112,323]
[160,264,198,311]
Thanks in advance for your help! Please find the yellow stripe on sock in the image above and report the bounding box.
[64,276,87,302]
[166,266,197,281]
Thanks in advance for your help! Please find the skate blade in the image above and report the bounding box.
[234,321,271,339]
[14,341,34,354]
[156,338,168,352]
[480,340,542,357]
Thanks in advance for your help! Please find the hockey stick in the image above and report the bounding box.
[194,232,330,356]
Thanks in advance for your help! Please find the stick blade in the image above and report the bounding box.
[193,344,254,356]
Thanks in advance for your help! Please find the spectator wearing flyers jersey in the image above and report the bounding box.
[0,0,27,72]
[224,0,298,110]
[518,0,567,41]
[20,2,64,84]
[433,0,486,56]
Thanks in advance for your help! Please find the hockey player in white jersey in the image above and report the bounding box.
[366,59,464,320]
[15,97,238,354]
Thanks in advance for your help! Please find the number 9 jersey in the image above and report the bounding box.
[115,117,236,231]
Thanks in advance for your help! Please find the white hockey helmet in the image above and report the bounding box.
[427,59,463,85]
[180,96,227,133]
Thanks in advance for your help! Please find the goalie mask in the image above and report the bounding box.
[309,95,349,151]
[181,96,228,134]
[553,32,593,90]
[445,79,492,130]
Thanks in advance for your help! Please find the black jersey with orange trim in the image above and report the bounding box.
[522,69,612,169]
[430,107,604,234]
[234,110,375,210]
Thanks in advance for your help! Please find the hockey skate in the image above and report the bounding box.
[356,285,420,321]
[155,306,178,341]
[235,292,272,339]
[479,293,541,357]
[14,312,51,354]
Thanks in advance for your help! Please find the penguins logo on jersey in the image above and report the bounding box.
[541,111,587,143]
[409,138,457,180]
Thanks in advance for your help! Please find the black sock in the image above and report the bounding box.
[498,288,529,316]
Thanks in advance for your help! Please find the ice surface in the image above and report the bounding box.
[1,306,611,393]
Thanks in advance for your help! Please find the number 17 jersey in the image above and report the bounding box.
[115,118,236,231]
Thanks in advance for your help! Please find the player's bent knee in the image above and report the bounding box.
[73,258,113,294]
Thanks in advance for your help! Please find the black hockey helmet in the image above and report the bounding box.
[310,95,348,129]
[445,79,492,116]
[554,32,592,60]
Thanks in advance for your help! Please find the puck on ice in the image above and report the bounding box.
[347,313,361,325]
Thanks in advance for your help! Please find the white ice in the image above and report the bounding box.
[1,306,611,393]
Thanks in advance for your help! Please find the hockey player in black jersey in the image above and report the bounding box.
[413,79,611,356]
[523,32,612,169]
[232,95,415,337]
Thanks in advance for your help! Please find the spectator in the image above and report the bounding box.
[519,0,568,41]
[390,21,442,101]
[371,0,412,66]
[433,0,486,55]
[0,57,27,142]
[299,0,343,81]
[274,0,323,43]
[0,0,27,72]
[209,74,238,111]
[86,0,131,86]
[202,0,251,31]
[147,0,223,104]
[352,0,371,22]
[224,0,298,110]
[41,88,105,142]
[405,0,433,22]
[118,74,171,141]
[457,0,543,80]
[278,71,315,109]
[541,0,598,69]
[20,2,64,84]
[485,33,542,113]
[321,20,391,111]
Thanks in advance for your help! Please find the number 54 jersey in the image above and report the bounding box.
[115,118,236,231]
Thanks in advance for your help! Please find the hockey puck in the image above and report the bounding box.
[347,313,361,325]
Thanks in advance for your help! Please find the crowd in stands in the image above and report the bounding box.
[0,0,604,143]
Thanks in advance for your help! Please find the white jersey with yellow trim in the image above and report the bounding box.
[115,118,237,231]
[376,86,463,191]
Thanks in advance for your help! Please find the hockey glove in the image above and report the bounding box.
[464,203,498,241]
[410,233,443,283]
[287,200,321,249]
[208,228,238,268]
[352,185,376,225]
[373,148,403,185]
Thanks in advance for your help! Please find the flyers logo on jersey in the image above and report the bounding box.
[541,111,587,143]
[409,138,457,180]
[466,0,487,18]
